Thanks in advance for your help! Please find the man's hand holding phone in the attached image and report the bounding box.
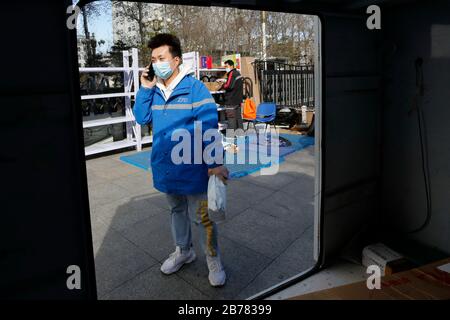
[141,64,157,88]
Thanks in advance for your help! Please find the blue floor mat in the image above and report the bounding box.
[120,133,314,179]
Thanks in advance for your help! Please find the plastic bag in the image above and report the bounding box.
[207,175,227,222]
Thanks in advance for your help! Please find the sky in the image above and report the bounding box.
[76,1,113,53]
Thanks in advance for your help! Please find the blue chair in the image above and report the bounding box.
[247,102,277,132]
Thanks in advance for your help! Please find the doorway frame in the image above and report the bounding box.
[77,0,327,300]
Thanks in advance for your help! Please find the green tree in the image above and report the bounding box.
[108,40,132,67]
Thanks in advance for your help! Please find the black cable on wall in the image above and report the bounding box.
[406,57,432,234]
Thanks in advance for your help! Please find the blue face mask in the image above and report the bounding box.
[153,60,174,80]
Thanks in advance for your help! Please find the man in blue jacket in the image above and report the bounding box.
[133,34,229,287]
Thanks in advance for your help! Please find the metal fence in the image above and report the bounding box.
[253,60,315,109]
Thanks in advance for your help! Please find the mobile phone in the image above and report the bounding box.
[147,63,155,81]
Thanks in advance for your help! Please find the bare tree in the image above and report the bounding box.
[112,1,150,47]
[79,1,110,64]
[107,2,315,65]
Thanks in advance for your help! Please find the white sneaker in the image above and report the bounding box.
[206,255,226,287]
[161,247,196,275]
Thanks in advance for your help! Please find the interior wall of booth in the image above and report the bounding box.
[380,0,450,254]
[320,13,382,264]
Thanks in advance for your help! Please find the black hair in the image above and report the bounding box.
[148,33,182,58]
[224,60,234,67]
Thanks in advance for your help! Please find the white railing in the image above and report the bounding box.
[80,48,151,156]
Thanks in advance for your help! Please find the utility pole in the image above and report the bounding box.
[261,10,267,61]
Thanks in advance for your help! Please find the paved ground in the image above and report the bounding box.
[86,139,316,300]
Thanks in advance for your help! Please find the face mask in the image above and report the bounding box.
[226,67,231,73]
[153,60,175,80]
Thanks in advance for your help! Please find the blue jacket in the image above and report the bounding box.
[133,74,222,195]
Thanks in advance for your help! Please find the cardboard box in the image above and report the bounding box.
[306,111,314,126]
[240,57,261,106]
[362,243,404,276]
[290,258,450,300]
[361,243,417,276]
[385,258,417,275]
[203,81,223,92]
